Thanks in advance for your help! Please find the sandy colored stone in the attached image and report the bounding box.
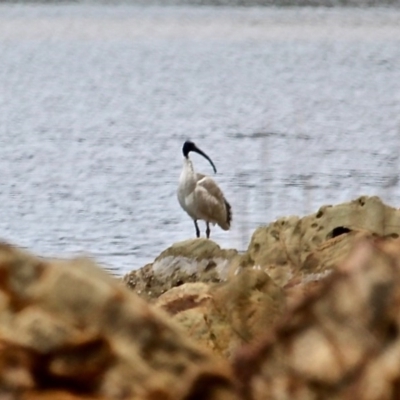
[284,229,378,307]
[244,196,400,287]
[300,228,375,274]
[122,196,400,362]
[124,238,240,301]
[156,268,286,359]
[0,242,239,400]
[155,282,212,314]
[233,238,400,400]
[125,197,400,298]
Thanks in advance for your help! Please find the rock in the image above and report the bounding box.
[300,228,374,275]
[155,282,212,315]
[121,196,400,359]
[244,196,400,287]
[0,242,239,400]
[233,238,400,400]
[156,268,286,359]
[124,196,400,300]
[281,229,376,309]
[4,196,400,399]
[124,238,240,301]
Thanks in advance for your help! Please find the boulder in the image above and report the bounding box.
[244,196,400,287]
[123,238,240,301]
[124,196,400,300]
[156,268,286,359]
[300,228,374,275]
[0,242,239,400]
[122,196,400,358]
[233,238,400,400]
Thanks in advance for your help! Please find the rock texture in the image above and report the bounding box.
[234,238,400,400]
[4,195,400,400]
[0,242,239,400]
[155,268,286,359]
[124,238,240,301]
[124,196,400,359]
[244,196,400,287]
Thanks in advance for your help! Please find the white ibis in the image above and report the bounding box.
[177,140,232,238]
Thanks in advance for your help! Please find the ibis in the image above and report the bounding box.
[177,140,232,238]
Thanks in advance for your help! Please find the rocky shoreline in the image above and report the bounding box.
[1,195,400,399]
[124,195,399,300]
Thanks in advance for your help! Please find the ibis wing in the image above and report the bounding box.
[195,172,206,182]
[195,176,230,229]
[197,176,225,202]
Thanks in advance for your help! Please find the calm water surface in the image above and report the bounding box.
[1,4,400,275]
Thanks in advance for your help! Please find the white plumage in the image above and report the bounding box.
[177,141,232,239]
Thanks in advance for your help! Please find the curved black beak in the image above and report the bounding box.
[193,145,217,174]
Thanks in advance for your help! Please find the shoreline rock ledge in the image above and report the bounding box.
[123,195,400,357]
[126,196,400,296]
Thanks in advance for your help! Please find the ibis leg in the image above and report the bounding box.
[206,222,210,239]
[194,220,200,238]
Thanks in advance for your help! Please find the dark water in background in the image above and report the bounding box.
[0,4,400,275]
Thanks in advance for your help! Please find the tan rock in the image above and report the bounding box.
[0,242,239,400]
[121,196,400,370]
[300,228,375,275]
[155,282,212,314]
[244,215,301,286]
[285,229,378,308]
[124,238,240,301]
[156,268,286,359]
[233,238,400,400]
[124,196,400,305]
[244,196,400,287]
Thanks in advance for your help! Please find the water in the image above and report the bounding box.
[0,4,400,275]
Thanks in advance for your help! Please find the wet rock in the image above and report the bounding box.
[124,238,240,301]
[244,196,400,287]
[234,238,400,400]
[0,242,239,400]
[156,268,286,359]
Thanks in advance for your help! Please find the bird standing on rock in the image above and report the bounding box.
[177,140,232,239]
